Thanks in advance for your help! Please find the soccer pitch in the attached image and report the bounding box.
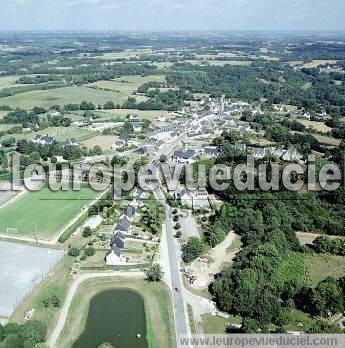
[0,186,100,239]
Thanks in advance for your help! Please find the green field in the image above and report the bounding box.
[0,86,123,109]
[54,128,96,142]
[0,186,99,238]
[96,108,175,121]
[86,74,166,94]
[278,251,345,287]
[0,75,23,88]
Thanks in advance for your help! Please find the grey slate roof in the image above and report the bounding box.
[174,149,196,160]
[106,246,121,257]
[114,217,131,232]
[124,205,136,218]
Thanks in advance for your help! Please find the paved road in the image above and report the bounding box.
[152,131,191,344]
[154,188,189,343]
[47,271,144,347]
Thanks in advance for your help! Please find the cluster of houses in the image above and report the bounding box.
[246,145,303,162]
[171,146,220,164]
[172,187,210,210]
[33,135,77,147]
[105,188,145,266]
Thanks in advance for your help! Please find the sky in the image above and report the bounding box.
[0,0,344,31]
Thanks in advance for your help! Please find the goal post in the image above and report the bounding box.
[6,227,18,235]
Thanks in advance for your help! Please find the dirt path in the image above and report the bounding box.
[189,231,238,288]
[47,271,145,347]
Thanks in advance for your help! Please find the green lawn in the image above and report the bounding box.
[202,314,242,333]
[0,86,123,109]
[95,108,172,121]
[278,251,345,287]
[0,186,99,238]
[53,128,96,142]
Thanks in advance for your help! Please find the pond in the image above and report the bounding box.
[73,289,148,348]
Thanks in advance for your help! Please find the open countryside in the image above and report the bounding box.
[0,3,344,347]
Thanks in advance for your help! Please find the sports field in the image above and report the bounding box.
[0,241,64,317]
[0,86,122,109]
[0,186,99,238]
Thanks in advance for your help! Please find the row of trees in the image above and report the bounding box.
[15,139,87,163]
[2,108,71,128]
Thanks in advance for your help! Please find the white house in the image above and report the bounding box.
[105,246,122,265]
[252,147,266,159]
[172,149,197,164]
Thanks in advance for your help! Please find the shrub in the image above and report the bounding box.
[84,246,95,257]
[43,294,61,308]
[147,263,164,282]
[83,227,92,238]
[68,247,81,257]
[174,223,181,230]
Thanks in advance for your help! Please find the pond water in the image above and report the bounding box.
[73,289,148,348]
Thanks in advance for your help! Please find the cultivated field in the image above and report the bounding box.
[186,59,251,66]
[0,241,64,317]
[0,186,99,238]
[0,86,122,109]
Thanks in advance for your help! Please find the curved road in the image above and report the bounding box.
[47,271,144,347]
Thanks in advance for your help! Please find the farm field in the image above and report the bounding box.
[292,131,340,146]
[0,123,17,131]
[186,59,251,66]
[0,75,24,88]
[0,186,100,238]
[314,134,341,146]
[0,86,122,109]
[303,60,339,68]
[93,49,154,60]
[85,74,166,95]
[0,126,82,143]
